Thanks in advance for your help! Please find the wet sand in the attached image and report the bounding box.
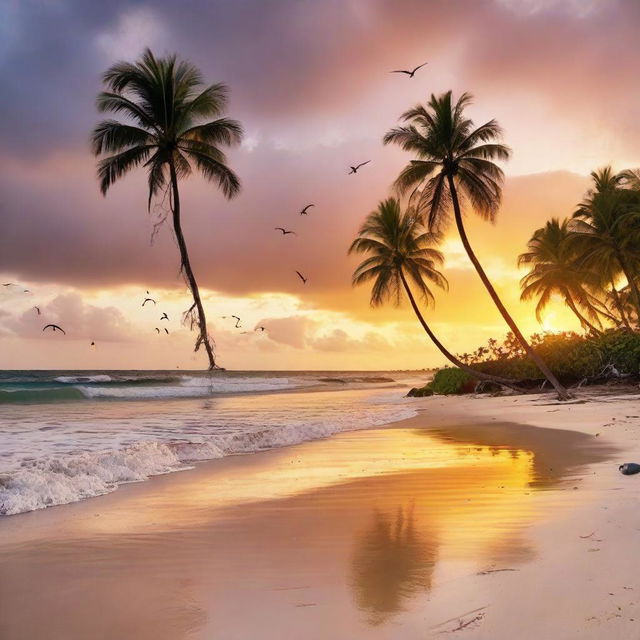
[0,391,636,639]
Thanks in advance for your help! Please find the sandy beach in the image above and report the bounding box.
[1,388,638,639]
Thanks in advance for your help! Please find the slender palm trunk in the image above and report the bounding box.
[616,252,640,326]
[446,175,570,400]
[610,279,632,329]
[169,161,217,370]
[563,289,602,334]
[398,270,522,391]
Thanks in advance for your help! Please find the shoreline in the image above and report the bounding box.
[1,389,639,638]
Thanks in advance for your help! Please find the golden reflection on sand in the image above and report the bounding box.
[0,424,603,640]
[66,428,538,540]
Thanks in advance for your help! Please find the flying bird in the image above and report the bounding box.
[255,326,266,332]
[90,341,95,347]
[43,324,66,335]
[300,204,315,215]
[274,227,296,235]
[160,313,169,320]
[23,289,30,293]
[34,306,41,315]
[231,315,242,328]
[390,62,428,78]
[295,271,308,284]
[142,298,156,306]
[164,328,169,335]
[348,161,371,174]
[155,328,160,333]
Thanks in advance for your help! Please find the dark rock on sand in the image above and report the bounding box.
[619,463,640,475]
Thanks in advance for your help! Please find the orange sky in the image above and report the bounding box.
[1,0,639,370]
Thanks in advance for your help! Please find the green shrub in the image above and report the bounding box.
[406,385,434,397]
[429,368,477,395]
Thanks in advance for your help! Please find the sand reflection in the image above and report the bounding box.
[351,504,436,625]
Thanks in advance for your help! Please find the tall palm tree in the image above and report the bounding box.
[571,167,640,326]
[519,219,603,334]
[349,198,519,390]
[383,91,569,398]
[92,48,243,369]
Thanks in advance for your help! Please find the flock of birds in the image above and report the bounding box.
[2,60,429,348]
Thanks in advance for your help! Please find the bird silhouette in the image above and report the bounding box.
[295,271,308,284]
[255,326,266,332]
[349,161,371,174]
[90,341,95,347]
[300,204,315,215]
[275,227,296,235]
[160,313,169,320]
[34,306,41,315]
[164,328,169,335]
[142,298,156,306]
[2,283,15,287]
[23,289,30,293]
[155,327,160,333]
[43,324,66,335]
[390,62,428,78]
[231,315,242,328]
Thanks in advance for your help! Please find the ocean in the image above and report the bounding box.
[0,370,427,516]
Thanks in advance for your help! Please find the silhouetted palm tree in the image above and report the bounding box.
[383,91,569,398]
[92,48,243,369]
[349,198,518,389]
[519,218,603,334]
[571,167,640,326]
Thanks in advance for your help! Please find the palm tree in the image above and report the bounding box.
[383,91,569,398]
[571,167,640,326]
[349,198,519,390]
[519,218,603,334]
[92,48,243,369]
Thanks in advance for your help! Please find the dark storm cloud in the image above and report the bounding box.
[2,0,639,155]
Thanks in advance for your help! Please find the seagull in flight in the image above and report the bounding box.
[43,324,66,335]
[348,161,371,174]
[155,327,160,333]
[231,315,242,328]
[300,204,315,215]
[164,328,169,335]
[255,326,266,332]
[390,62,428,78]
[90,341,95,347]
[295,271,308,284]
[142,298,156,306]
[34,306,41,315]
[275,227,296,235]
[160,313,169,321]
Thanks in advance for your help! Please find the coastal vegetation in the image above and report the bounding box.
[92,48,243,370]
[353,92,640,398]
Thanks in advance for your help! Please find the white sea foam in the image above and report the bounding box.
[0,388,416,516]
[55,374,115,384]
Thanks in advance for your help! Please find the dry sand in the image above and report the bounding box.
[0,388,639,639]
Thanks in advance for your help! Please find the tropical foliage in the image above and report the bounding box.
[383,90,569,399]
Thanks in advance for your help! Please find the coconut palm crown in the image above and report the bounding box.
[519,218,603,332]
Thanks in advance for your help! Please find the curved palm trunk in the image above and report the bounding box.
[169,162,218,370]
[446,175,570,400]
[398,270,522,392]
[562,289,602,335]
[616,252,640,327]
[609,279,632,329]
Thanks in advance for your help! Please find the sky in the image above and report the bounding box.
[1,0,639,370]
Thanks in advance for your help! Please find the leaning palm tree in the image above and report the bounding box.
[519,219,603,334]
[571,167,640,326]
[383,91,569,398]
[92,48,243,369]
[349,198,519,390]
